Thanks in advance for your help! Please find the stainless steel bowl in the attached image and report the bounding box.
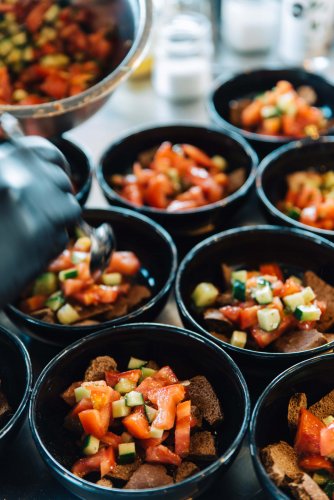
[0,0,152,137]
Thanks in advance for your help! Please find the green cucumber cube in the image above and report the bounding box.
[230,330,247,349]
[83,435,100,456]
[118,442,136,464]
[114,378,137,394]
[71,251,88,264]
[33,272,58,296]
[233,280,246,301]
[112,399,131,418]
[257,308,281,332]
[145,405,158,423]
[294,305,321,322]
[302,286,316,304]
[101,272,122,286]
[231,270,247,283]
[283,291,306,312]
[128,357,147,369]
[191,282,219,308]
[57,303,80,325]
[125,391,144,407]
[323,416,334,427]
[45,291,64,312]
[254,285,273,305]
[140,367,157,381]
[148,426,164,438]
[59,268,78,281]
[74,386,91,402]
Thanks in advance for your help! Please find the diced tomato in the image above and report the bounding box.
[260,117,281,136]
[271,280,284,297]
[62,279,86,297]
[239,306,261,330]
[146,445,181,466]
[295,408,325,456]
[79,403,112,439]
[153,366,178,385]
[105,369,142,388]
[167,200,198,212]
[320,424,334,459]
[48,250,73,272]
[122,406,150,439]
[25,1,51,32]
[294,320,316,331]
[270,297,284,315]
[220,305,241,323]
[108,251,141,276]
[88,385,119,411]
[95,286,119,304]
[175,400,191,457]
[136,377,166,400]
[148,384,185,430]
[241,100,262,127]
[251,315,294,348]
[121,183,143,207]
[101,431,122,449]
[70,398,93,417]
[137,432,169,450]
[281,278,302,297]
[299,454,334,473]
[182,144,214,169]
[73,286,100,306]
[144,174,173,209]
[0,67,12,104]
[20,295,47,313]
[77,262,91,281]
[88,31,112,60]
[259,264,283,281]
[72,446,116,478]
[40,73,69,100]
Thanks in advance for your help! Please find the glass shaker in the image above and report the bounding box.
[152,12,214,102]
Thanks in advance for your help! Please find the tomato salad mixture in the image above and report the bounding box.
[261,389,334,499]
[61,354,223,489]
[18,236,151,326]
[230,80,328,138]
[110,142,246,212]
[0,0,117,104]
[279,170,334,231]
[192,263,334,353]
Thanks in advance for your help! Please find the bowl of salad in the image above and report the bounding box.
[6,208,177,346]
[250,353,334,500]
[175,225,334,385]
[0,326,32,454]
[29,322,250,499]
[257,136,334,241]
[0,0,152,137]
[208,68,334,158]
[97,123,258,241]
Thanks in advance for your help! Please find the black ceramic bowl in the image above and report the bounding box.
[175,225,334,388]
[54,138,93,206]
[249,352,334,499]
[0,326,32,454]
[97,123,258,240]
[6,208,177,346]
[208,68,334,159]
[30,323,250,500]
[257,136,334,241]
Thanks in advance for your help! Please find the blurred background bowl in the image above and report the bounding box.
[208,68,334,159]
[0,0,152,138]
[257,136,334,241]
[6,208,177,346]
[30,322,250,499]
[0,326,32,454]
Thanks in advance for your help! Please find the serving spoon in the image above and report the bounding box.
[0,112,115,276]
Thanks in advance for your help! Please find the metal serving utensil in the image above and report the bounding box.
[0,112,115,276]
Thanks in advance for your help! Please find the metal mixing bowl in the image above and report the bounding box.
[0,0,152,137]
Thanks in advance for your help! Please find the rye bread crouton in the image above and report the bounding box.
[189,431,216,460]
[288,393,307,433]
[61,381,82,406]
[226,168,246,194]
[260,441,301,487]
[175,462,199,483]
[324,333,334,344]
[0,389,11,421]
[96,478,113,488]
[286,472,328,500]
[84,356,117,382]
[304,271,334,331]
[124,464,173,489]
[191,405,203,429]
[187,375,223,427]
[107,458,141,482]
[274,330,327,353]
[308,389,334,420]
[204,308,233,334]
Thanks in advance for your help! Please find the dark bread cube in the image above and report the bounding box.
[189,432,216,460]
[274,330,327,353]
[84,356,117,381]
[260,441,301,487]
[187,375,223,427]
[96,478,113,488]
[61,381,82,406]
[304,271,334,332]
[309,389,334,420]
[175,462,199,483]
[124,464,173,489]
[107,458,141,482]
[288,393,307,433]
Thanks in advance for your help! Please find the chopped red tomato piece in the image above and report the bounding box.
[122,406,150,439]
[146,445,181,466]
[20,295,47,313]
[105,369,142,388]
[153,366,178,385]
[281,278,302,297]
[259,264,283,281]
[100,432,123,449]
[62,279,85,297]
[175,400,191,457]
[72,446,116,478]
[250,316,294,348]
[239,306,260,330]
[108,252,141,276]
[182,144,214,168]
[137,432,169,450]
[48,250,73,272]
[320,424,334,459]
[220,306,241,323]
[70,398,93,417]
[136,377,166,400]
[148,384,186,430]
[295,408,325,456]
[79,402,112,439]
[299,454,334,473]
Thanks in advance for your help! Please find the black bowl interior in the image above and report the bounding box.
[31,325,249,490]
[258,138,334,236]
[251,354,334,499]
[210,68,334,143]
[99,124,256,214]
[177,226,334,357]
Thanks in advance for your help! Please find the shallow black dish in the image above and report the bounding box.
[257,136,334,241]
[208,68,334,159]
[175,225,334,390]
[249,352,334,499]
[6,208,177,346]
[97,123,257,242]
[30,322,250,500]
[0,326,32,454]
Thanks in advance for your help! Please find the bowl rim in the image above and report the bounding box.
[0,326,32,442]
[0,0,152,118]
[207,67,334,144]
[7,207,178,333]
[29,322,251,495]
[249,351,334,500]
[96,121,258,216]
[175,223,334,359]
[256,135,334,238]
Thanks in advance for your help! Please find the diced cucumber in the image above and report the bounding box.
[101,272,122,286]
[45,291,65,312]
[302,286,316,304]
[294,305,321,322]
[0,39,13,57]
[128,357,147,369]
[59,268,79,281]
[323,171,334,189]
[11,32,27,46]
[23,47,34,62]
[140,367,157,380]
[71,251,88,265]
[286,207,301,220]
[211,155,227,171]
[191,282,219,308]
[254,285,273,305]
[257,308,281,332]
[6,48,22,64]
[261,105,280,119]
[112,399,131,418]
[288,275,302,285]
[57,303,80,325]
[257,277,272,287]
[12,88,27,101]
[33,272,58,296]
[148,426,164,438]
[125,391,144,407]
[114,378,137,394]
[121,432,134,443]
[44,4,60,22]
[283,291,305,312]
[233,280,246,301]
[83,435,100,456]
[323,415,334,426]
[145,405,158,423]
[313,472,329,486]
[74,386,91,402]
[118,442,136,464]
[230,330,247,349]
[41,53,70,69]
[231,270,247,283]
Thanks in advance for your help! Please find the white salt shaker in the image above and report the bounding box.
[152,13,214,102]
